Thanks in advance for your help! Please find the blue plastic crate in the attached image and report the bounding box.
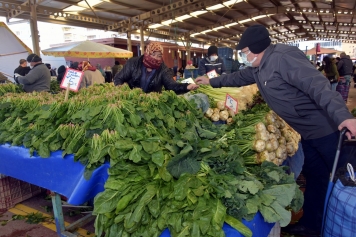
[218,47,233,59]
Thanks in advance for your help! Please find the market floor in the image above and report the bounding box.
[0,193,95,237]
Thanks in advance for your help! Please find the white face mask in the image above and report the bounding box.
[240,50,257,67]
[210,56,218,61]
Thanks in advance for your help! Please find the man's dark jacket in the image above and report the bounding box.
[114,56,189,94]
[209,44,353,140]
[14,66,31,76]
[337,57,353,76]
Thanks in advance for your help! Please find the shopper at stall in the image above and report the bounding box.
[96,64,106,78]
[195,24,356,236]
[198,45,226,76]
[56,65,66,84]
[112,61,123,77]
[337,52,353,85]
[78,61,105,89]
[318,56,339,91]
[14,54,51,92]
[14,59,31,77]
[104,66,113,83]
[70,62,79,70]
[113,42,198,94]
[45,63,57,76]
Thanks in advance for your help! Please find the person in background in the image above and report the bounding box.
[186,60,195,69]
[78,61,105,89]
[112,61,123,77]
[318,56,339,91]
[70,62,79,70]
[96,63,106,78]
[14,59,31,77]
[14,54,50,92]
[104,66,113,83]
[56,65,66,84]
[316,61,321,69]
[198,45,226,76]
[337,52,353,86]
[114,42,198,94]
[195,24,356,236]
[45,63,57,76]
[335,56,340,66]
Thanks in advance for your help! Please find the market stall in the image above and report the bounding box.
[0,83,304,237]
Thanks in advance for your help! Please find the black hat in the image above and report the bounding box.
[27,54,42,62]
[208,46,218,56]
[236,25,271,54]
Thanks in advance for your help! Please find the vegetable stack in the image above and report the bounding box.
[0,83,303,237]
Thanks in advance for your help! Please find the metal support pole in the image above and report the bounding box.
[185,35,191,61]
[29,0,40,55]
[127,32,132,52]
[140,26,145,55]
[234,50,238,61]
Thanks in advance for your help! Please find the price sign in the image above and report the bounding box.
[225,94,238,114]
[206,69,218,79]
[60,68,83,92]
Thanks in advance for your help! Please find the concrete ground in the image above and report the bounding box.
[0,82,355,237]
[0,192,95,237]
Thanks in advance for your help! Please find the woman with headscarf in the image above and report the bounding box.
[56,65,66,84]
[78,61,105,89]
[113,42,198,94]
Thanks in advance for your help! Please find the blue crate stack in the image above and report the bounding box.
[218,47,234,74]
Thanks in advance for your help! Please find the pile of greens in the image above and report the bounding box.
[0,83,303,237]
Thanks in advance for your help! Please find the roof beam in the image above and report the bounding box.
[52,0,134,18]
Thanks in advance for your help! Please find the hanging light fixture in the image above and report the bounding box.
[185,51,188,55]
[169,48,171,53]
[178,48,180,52]
[194,52,196,56]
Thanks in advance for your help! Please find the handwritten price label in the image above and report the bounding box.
[206,69,218,79]
[225,94,238,114]
[60,68,83,92]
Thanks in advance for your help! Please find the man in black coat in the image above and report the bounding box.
[14,59,31,77]
[114,42,198,94]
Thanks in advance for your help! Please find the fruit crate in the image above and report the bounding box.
[0,176,42,213]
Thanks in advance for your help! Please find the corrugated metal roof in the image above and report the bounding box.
[1,0,356,47]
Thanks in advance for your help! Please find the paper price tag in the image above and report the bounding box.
[60,68,84,92]
[225,94,238,114]
[206,69,218,79]
[180,77,196,84]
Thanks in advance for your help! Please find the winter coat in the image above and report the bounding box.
[113,56,189,94]
[198,57,226,76]
[17,63,51,92]
[209,44,353,140]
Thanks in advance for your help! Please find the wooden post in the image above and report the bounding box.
[64,82,70,101]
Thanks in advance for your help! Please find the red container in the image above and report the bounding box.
[0,176,42,213]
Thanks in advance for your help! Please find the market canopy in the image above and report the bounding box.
[305,47,343,56]
[0,21,32,80]
[41,40,133,58]
[2,0,356,47]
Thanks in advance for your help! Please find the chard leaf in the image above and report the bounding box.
[238,180,260,195]
[262,183,296,207]
[225,215,252,237]
[93,189,120,214]
[152,150,164,166]
[140,141,159,154]
[196,127,217,139]
[129,145,142,163]
[211,199,226,226]
[167,155,200,178]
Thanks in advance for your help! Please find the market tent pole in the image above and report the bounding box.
[29,0,40,56]
[140,26,144,56]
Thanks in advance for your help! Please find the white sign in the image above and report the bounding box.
[225,94,238,114]
[206,69,218,79]
[60,68,83,92]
